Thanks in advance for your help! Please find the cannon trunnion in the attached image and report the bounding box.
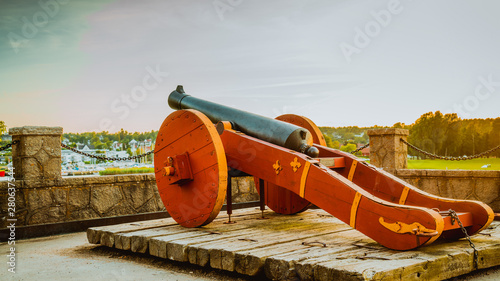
[154,85,494,251]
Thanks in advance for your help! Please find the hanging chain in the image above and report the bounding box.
[61,143,154,161]
[351,143,369,154]
[0,140,19,151]
[401,138,500,161]
[448,209,479,269]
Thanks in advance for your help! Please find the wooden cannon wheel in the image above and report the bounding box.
[255,114,326,215]
[276,114,327,146]
[154,109,227,227]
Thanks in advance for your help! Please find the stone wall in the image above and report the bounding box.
[0,174,160,228]
[0,174,258,229]
[396,169,500,212]
[229,177,259,203]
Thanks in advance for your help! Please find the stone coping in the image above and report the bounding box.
[395,169,500,178]
[367,128,409,136]
[0,173,157,189]
[9,126,63,136]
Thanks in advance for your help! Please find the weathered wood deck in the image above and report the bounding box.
[87,207,500,281]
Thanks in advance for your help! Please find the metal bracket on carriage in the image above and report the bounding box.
[163,153,194,185]
[313,157,346,169]
[379,217,439,237]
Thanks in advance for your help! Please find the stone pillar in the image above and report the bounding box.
[367,128,409,172]
[9,126,63,181]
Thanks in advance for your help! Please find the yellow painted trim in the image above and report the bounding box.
[422,215,445,246]
[290,157,302,172]
[378,217,438,236]
[349,192,362,228]
[299,161,311,198]
[399,186,410,205]
[347,160,358,181]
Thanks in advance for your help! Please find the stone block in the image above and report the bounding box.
[488,197,500,213]
[417,178,440,196]
[103,202,135,217]
[52,187,67,205]
[236,177,253,194]
[28,206,66,224]
[64,177,85,186]
[91,185,123,215]
[115,174,141,183]
[233,192,259,203]
[154,191,166,210]
[69,208,100,221]
[122,183,155,210]
[443,178,475,199]
[15,209,28,226]
[473,178,499,205]
[21,158,41,181]
[69,187,90,210]
[137,197,159,213]
[44,158,62,179]
[27,189,53,210]
[22,135,44,157]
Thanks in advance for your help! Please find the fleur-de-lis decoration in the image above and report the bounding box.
[290,157,302,172]
[273,160,283,175]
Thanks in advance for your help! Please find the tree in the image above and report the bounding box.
[340,143,357,153]
[490,118,500,158]
[0,121,6,135]
[331,140,341,149]
[324,135,334,148]
[353,137,366,145]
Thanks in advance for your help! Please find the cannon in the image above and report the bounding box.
[153,85,494,250]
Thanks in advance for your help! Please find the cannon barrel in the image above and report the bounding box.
[168,85,319,157]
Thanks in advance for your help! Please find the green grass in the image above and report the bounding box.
[99,167,154,176]
[407,158,500,170]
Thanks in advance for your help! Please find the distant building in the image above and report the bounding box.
[129,139,138,150]
[356,143,370,157]
[106,150,129,159]
[61,150,83,164]
[111,141,123,151]
[360,147,370,157]
[138,139,153,151]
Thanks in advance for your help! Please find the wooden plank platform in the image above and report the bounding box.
[87,207,500,281]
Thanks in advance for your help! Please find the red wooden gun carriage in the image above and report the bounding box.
[153,85,494,251]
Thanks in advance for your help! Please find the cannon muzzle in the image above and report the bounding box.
[168,85,319,157]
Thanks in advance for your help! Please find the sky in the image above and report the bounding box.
[1,0,499,133]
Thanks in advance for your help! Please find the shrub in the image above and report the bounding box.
[99,167,154,176]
